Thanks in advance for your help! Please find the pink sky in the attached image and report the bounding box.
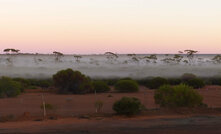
[0,0,220,54]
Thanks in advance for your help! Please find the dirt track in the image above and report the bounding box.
[1,115,221,134]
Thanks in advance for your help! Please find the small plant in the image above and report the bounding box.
[95,100,103,113]
[41,103,54,110]
[154,84,203,108]
[93,81,110,93]
[107,94,113,97]
[0,114,15,122]
[145,77,168,89]
[114,80,139,92]
[53,69,93,94]
[113,97,143,116]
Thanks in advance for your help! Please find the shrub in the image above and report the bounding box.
[101,78,119,86]
[145,77,168,89]
[113,97,143,115]
[27,79,52,88]
[183,78,205,89]
[95,100,103,113]
[93,81,110,93]
[0,77,22,98]
[168,78,182,85]
[181,73,197,81]
[41,103,54,110]
[114,80,139,92]
[13,78,30,91]
[209,77,221,85]
[53,69,93,94]
[154,84,203,108]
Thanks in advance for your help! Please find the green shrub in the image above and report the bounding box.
[27,79,52,88]
[53,69,93,94]
[0,77,22,98]
[154,84,203,108]
[145,77,168,89]
[13,78,30,91]
[113,97,143,115]
[168,78,182,85]
[99,78,119,86]
[183,78,205,89]
[209,77,221,85]
[114,80,139,92]
[93,81,110,93]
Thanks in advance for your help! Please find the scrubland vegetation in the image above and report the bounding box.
[0,68,221,118]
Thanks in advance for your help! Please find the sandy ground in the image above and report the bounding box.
[0,86,221,133]
[1,115,221,134]
[0,86,221,118]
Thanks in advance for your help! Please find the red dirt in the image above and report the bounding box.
[0,86,221,133]
[0,86,221,117]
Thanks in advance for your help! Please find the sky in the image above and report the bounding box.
[0,0,221,54]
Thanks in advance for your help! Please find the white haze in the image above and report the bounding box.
[0,54,220,79]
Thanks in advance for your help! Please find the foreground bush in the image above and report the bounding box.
[0,77,22,98]
[114,80,139,92]
[113,97,143,115]
[145,77,168,89]
[93,81,110,93]
[154,84,203,108]
[53,69,93,94]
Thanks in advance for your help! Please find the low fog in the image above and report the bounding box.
[0,54,220,79]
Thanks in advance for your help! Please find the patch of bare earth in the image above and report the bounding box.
[0,86,221,133]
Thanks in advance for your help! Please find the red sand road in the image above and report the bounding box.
[1,115,221,134]
[0,86,221,117]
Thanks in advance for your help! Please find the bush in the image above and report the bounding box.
[53,69,93,94]
[154,84,203,108]
[12,78,30,91]
[209,77,221,85]
[27,79,52,88]
[98,78,119,86]
[113,97,143,115]
[0,77,22,98]
[183,78,205,89]
[93,81,110,93]
[114,80,139,92]
[168,78,182,85]
[41,103,54,110]
[181,73,197,81]
[145,77,168,89]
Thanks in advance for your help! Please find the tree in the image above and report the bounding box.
[173,54,183,64]
[74,55,82,63]
[143,54,158,63]
[3,48,20,66]
[53,51,64,62]
[212,55,221,64]
[184,50,198,65]
[104,52,118,64]
[53,69,93,94]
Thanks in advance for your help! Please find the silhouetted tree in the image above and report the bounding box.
[53,51,63,62]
